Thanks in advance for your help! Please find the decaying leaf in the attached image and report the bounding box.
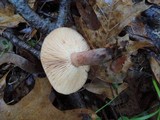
[74,0,150,86]
[85,79,128,99]
[111,55,127,73]
[0,5,24,27]
[147,0,160,4]
[117,82,128,94]
[76,0,101,30]
[0,53,42,73]
[0,0,36,27]
[150,57,160,84]
[3,67,35,105]
[127,40,153,54]
[122,56,132,72]
[0,78,95,120]
[28,0,36,8]
[85,79,115,99]
[75,0,149,48]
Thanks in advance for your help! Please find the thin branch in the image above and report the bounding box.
[1,29,40,59]
[55,0,71,28]
[1,0,71,60]
[8,0,55,34]
[8,0,71,34]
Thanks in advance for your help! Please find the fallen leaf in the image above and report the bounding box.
[127,40,153,54]
[3,67,35,105]
[85,79,115,99]
[85,79,128,99]
[75,0,149,48]
[150,57,160,84]
[117,82,128,94]
[122,56,133,72]
[147,0,160,4]
[111,55,127,73]
[76,1,101,30]
[0,5,24,27]
[28,0,36,8]
[0,78,94,120]
[0,0,36,27]
[0,53,43,73]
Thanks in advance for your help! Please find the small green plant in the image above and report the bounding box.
[0,39,13,56]
[26,39,37,47]
[118,78,160,120]
[152,78,160,99]
[95,97,117,114]
[95,78,160,120]
[118,108,160,120]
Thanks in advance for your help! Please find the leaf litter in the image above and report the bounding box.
[0,0,160,119]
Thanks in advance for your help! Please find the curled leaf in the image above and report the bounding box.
[147,0,160,4]
[0,53,43,73]
[85,79,128,99]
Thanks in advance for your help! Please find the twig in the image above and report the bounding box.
[8,0,55,34]
[8,0,71,34]
[55,0,71,28]
[1,0,71,60]
[1,29,40,59]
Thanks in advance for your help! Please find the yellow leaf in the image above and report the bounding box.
[0,5,24,27]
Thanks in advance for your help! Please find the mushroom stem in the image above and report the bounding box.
[71,48,113,67]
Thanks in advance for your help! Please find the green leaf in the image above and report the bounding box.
[157,110,160,120]
[26,39,37,47]
[0,39,13,57]
[130,108,159,120]
[118,108,160,120]
[152,79,160,99]
[95,97,117,113]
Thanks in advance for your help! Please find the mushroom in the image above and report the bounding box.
[41,27,113,94]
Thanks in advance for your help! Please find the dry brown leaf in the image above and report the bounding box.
[0,5,24,27]
[75,0,149,48]
[0,0,36,27]
[85,79,128,99]
[147,0,160,4]
[0,78,94,120]
[128,18,147,37]
[87,35,131,84]
[111,55,127,73]
[85,79,116,99]
[150,57,160,84]
[117,82,128,94]
[122,56,133,72]
[122,0,133,5]
[28,0,36,8]
[127,40,153,53]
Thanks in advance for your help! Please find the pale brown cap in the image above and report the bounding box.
[40,27,90,94]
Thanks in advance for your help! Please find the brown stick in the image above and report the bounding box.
[71,48,113,67]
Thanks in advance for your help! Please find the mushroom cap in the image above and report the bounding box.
[40,27,90,94]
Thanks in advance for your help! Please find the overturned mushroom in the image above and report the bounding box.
[41,27,113,94]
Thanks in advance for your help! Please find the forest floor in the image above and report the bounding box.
[0,0,160,120]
